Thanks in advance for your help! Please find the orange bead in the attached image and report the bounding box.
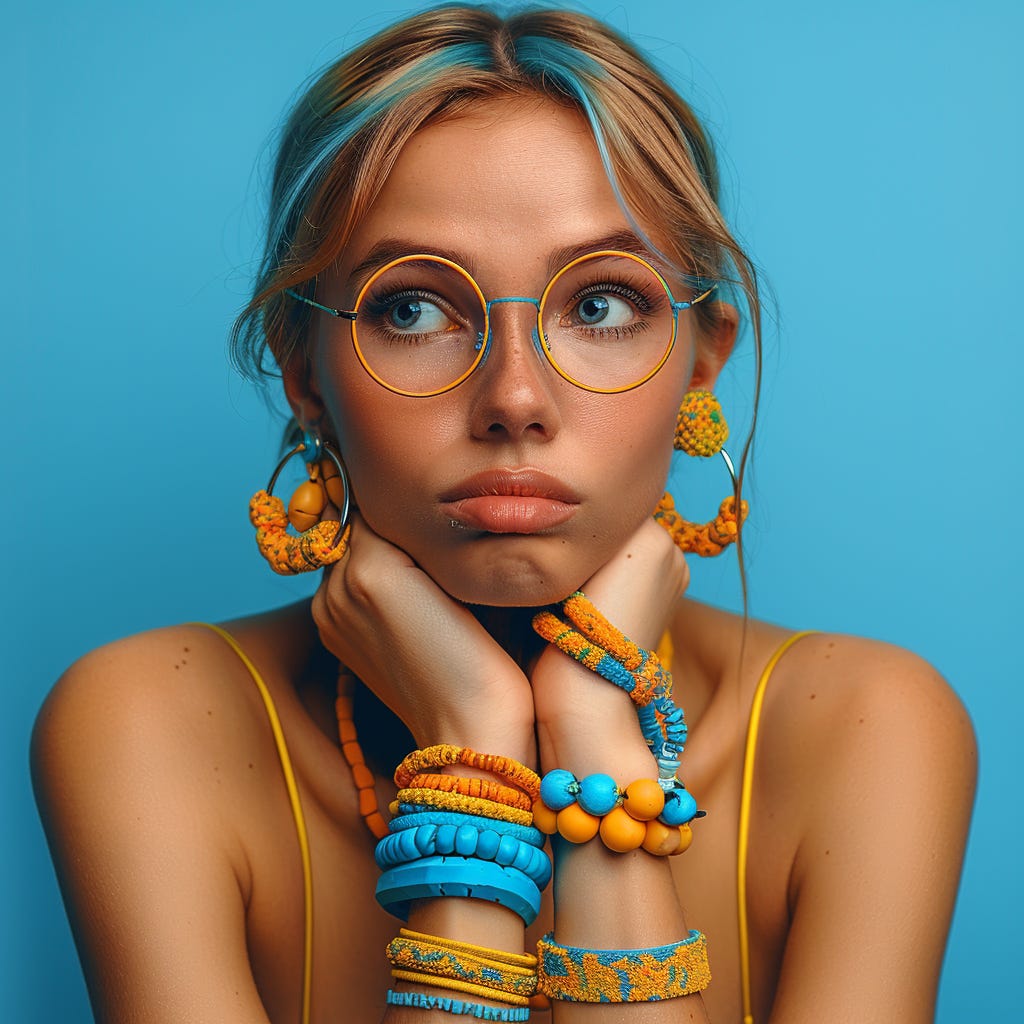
[599,806,646,852]
[358,788,378,816]
[337,719,358,743]
[288,479,326,532]
[556,803,601,844]
[342,741,365,766]
[621,778,666,821]
[532,800,559,835]
[641,819,682,856]
[351,762,375,790]
[670,824,694,855]
[320,459,347,509]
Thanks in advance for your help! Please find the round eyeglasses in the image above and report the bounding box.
[286,250,717,397]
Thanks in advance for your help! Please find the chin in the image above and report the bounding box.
[428,554,586,609]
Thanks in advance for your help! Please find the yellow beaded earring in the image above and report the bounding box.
[653,389,748,556]
[249,430,351,574]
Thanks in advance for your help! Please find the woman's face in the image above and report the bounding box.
[297,97,724,606]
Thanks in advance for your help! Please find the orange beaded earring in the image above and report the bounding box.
[249,430,351,574]
[653,389,748,557]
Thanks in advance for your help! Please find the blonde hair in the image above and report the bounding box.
[232,4,761,402]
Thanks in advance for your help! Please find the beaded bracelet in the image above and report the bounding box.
[398,929,538,970]
[395,746,541,800]
[387,935,538,997]
[393,788,534,826]
[375,824,552,887]
[391,970,531,1008]
[536,930,711,1002]
[376,855,542,925]
[385,991,530,1021]
[407,772,534,812]
[533,770,699,855]
[389,807,546,846]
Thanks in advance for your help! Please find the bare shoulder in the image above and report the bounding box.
[748,630,977,1020]
[30,618,304,1022]
[762,630,977,780]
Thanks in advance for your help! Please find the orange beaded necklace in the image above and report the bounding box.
[335,672,390,839]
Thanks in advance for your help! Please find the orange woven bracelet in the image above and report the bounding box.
[395,745,540,800]
[407,772,534,811]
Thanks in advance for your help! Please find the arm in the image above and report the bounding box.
[765,640,977,1023]
[32,632,273,1024]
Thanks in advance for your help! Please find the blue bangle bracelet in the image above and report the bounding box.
[390,807,545,846]
[385,990,531,1021]
[375,824,552,888]
[376,855,542,925]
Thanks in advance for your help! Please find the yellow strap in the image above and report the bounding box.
[736,631,817,1024]
[195,623,313,1024]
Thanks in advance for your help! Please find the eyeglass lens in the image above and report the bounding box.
[351,253,678,395]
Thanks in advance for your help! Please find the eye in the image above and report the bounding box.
[386,296,453,333]
[568,287,644,330]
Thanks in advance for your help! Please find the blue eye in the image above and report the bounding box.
[387,298,451,332]
[573,293,634,328]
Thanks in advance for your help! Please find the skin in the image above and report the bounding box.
[32,98,977,1024]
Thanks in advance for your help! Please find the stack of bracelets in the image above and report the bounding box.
[374,592,710,1016]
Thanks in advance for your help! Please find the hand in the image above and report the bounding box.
[311,513,536,762]
[531,516,689,776]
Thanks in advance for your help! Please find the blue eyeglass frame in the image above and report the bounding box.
[285,249,718,397]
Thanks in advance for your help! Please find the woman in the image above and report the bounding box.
[31,6,975,1023]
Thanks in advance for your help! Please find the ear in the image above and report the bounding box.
[688,301,740,391]
[281,350,326,433]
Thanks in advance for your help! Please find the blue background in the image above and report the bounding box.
[4,1,1020,1019]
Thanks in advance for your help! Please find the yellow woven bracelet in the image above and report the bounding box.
[393,787,534,826]
[397,929,538,970]
[536,930,710,1002]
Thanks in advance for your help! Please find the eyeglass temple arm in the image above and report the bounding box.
[285,288,358,320]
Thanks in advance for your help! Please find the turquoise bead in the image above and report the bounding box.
[495,834,519,866]
[540,769,578,811]
[476,829,501,860]
[660,788,698,825]
[577,773,620,816]
[435,824,458,854]
[455,825,478,857]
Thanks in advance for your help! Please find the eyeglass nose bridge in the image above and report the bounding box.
[475,295,547,368]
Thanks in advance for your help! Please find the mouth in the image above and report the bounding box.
[439,469,580,534]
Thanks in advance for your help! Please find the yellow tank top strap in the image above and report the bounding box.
[737,629,818,1024]
[194,622,314,1024]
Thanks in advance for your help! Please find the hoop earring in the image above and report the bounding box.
[249,430,351,575]
[654,389,748,557]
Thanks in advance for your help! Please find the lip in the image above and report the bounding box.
[439,469,580,534]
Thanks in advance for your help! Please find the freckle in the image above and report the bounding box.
[174,664,180,670]
[858,717,864,724]
[827,641,835,649]
[207,710,213,716]
[825,849,830,856]
[184,647,190,653]
[809,693,816,700]
[249,763,254,769]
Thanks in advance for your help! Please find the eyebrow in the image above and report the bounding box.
[345,229,663,290]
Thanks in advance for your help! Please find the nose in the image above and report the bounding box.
[467,298,562,443]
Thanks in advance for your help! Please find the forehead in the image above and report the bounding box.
[338,97,640,288]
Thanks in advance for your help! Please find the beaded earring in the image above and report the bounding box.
[654,389,748,557]
[249,430,351,574]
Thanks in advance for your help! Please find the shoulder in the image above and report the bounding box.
[763,631,977,779]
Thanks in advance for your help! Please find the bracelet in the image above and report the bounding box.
[407,772,534,812]
[533,770,699,854]
[398,929,538,970]
[391,970,531,1007]
[531,593,688,779]
[536,929,711,1001]
[393,789,534,826]
[375,824,552,887]
[385,990,530,1021]
[387,935,538,996]
[376,855,542,925]
[395,746,541,800]
[389,807,544,846]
